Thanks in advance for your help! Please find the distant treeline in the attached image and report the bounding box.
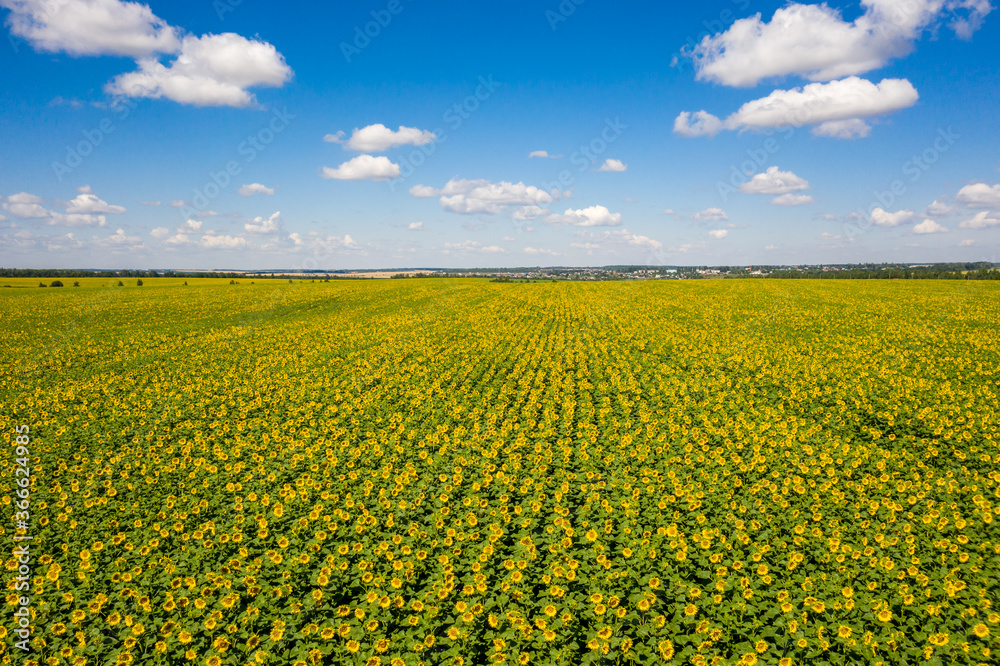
[0,269,246,279]
[766,267,1000,280]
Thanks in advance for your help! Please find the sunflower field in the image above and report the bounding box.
[1,278,999,666]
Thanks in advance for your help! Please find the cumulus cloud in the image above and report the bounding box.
[63,188,127,214]
[238,183,275,196]
[546,205,622,227]
[602,229,663,251]
[528,150,561,159]
[1,0,181,58]
[139,200,161,206]
[200,233,247,250]
[178,219,202,233]
[959,239,977,246]
[709,229,729,239]
[48,213,108,227]
[812,118,873,139]
[956,183,1000,207]
[693,207,729,221]
[326,124,437,152]
[676,77,918,138]
[513,206,549,221]
[244,211,281,235]
[870,207,915,227]
[771,194,815,206]
[441,240,505,254]
[925,199,953,216]
[150,226,170,238]
[106,32,292,107]
[4,1,294,108]
[524,247,560,256]
[958,211,1000,229]
[686,0,993,87]
[913,219,949,234]
[2,191,120,227]
[740,167,810,195]
[322,155,401,181]
[96,227,145,252]
[597,159,627,172]
[2,192,49,218]
[407,222,424,230]
[412,178,559,216]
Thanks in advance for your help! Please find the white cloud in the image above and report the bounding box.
[150,226,170,238]
[244,211,281,235]
[107,33,293,107]
[925,199,953,216]
[165,233,193,247]
[913,219,949,234]
[178,219,202,233]
[413,178,558,216]
[674,110,725,138]
[289,232,360,254]
[238,183,275,196]
[2,192,49,218]
[675,77,918,137]
[96,227,144,252]
[328,124,437,152]
[2,0,181,58]
[407,222,424,230]
[170,200,186,207]
[812,118,873,139]
[409,184,438,198]
[48,213,108,227]
[687,0,992,87]
[597,159,627,172]
[1,191,118,227]
[959,239,977,246]
[63,189,127,214]
[709,229,729,239]
[958,211,1000,229]
[602,229,662,251]
[771,194,815,206]
[820,232,842,240]
[322,155,401,181]
[139,200,161,206]
[956,183,1000,208]
[870,207,915,227]
[664,208,677,216]
[524,247,560,256]
[693,207,728,221]
[200,233,247,250]
[441,240,505,254]
[570,242,600,250]
[740,167,810,195]
[513,206,549,221]
[546,205,622,227]
[528,150,561,159]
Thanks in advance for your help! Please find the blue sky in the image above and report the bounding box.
[1,0,999,270]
